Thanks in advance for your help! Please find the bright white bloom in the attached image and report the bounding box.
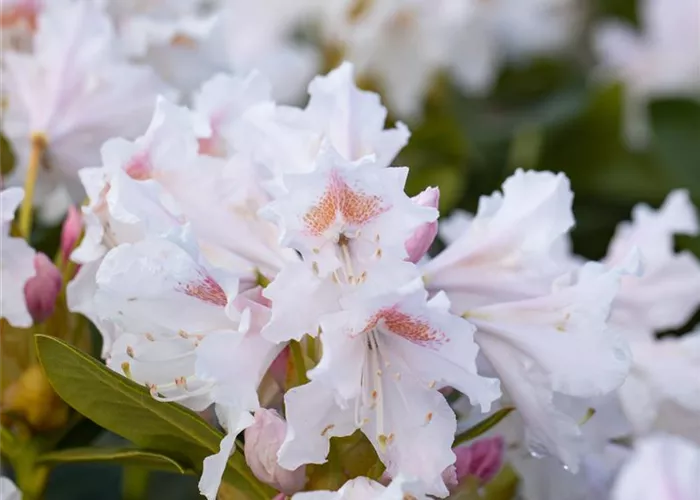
[605,190,700,335]
[594,0,700,146]
[261,145,436,342]
[2,0,173,203]
[466,259,635,471]
[423,169,576,310]
[293,475,429,500]
[236,62,409,181]
[193,288,284,500]
[618,332,700,441]
[451,0,582,94]
[95,95,291,279]
[0,187,36,328]
[67,158,184,354]
[95,238,279,500]
[611,435,700,500]
[93,232,241,408]
[0,476,21,500]
[263,146,436,277]
[122,0,319,101]
[279,284,500,496]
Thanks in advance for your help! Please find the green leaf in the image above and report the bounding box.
[0,133,16,177]
[482,464,519,500]
[35,335,272,499]
[37,448,189,473]
[454,407,515,446]
[0,425,17,460]
[650,98,700,193]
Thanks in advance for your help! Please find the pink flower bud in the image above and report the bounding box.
[405,187,439,263]
[60,205,82,263]
[452,436,505,487]
[244,409,306,495]
[23,253,62,324]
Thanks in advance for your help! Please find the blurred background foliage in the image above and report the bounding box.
[3,0,698,497]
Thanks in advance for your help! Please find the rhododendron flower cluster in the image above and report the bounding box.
[2,1,700,500]
[24,58,688,499]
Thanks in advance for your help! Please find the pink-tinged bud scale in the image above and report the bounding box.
[24,253,62,323]
[60,205,82,263]
[405,187,439,263]
[244,409,306,495]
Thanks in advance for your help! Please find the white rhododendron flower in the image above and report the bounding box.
[423,169,576,309]
[594,0,700,146]
[605,189,700,335]
[424,169,635,470]
[618,333,700,440]
[279,285,499,495]
[611,435,700,500]
[468,260,635,470]
[0,187,36,327]
[262,146,435,279]
[2,0,174,205]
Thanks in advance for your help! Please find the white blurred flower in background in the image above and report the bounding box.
[594,0,700,147]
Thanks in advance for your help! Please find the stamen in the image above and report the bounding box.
[121,362,132,379]
[338,235,356,282]
[369,332,386,444]
[149,379,215,403]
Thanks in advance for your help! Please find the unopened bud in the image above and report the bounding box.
[60,205,82,263]
[405,187,439,263]
[452,436,505,488]
[2,364,70,431]
[23,253,61,323]
[244,409,306,495]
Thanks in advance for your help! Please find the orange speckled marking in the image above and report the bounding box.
[303,170,386,236]
[365,306,447,347]
[1,0,38,30]
[181,275,227,307]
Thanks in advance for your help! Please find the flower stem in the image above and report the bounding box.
[18,134,47,240]
[289,340,309,388]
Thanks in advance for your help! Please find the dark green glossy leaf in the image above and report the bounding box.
[35,335,272,499]
[650,98,700,193]
[454,407,515,446]
[37,448,189,474]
